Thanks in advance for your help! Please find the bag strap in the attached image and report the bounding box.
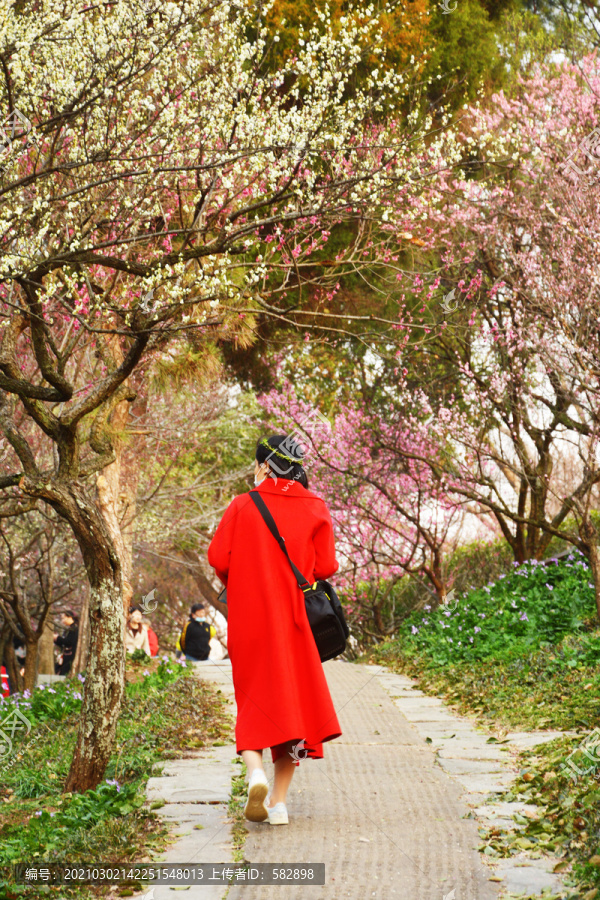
[250,491,311,590]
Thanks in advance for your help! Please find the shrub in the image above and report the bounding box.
[445,538,514,595]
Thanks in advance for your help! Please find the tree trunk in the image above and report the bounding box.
[97,467,129,620]
[71,583,90,676]
[37,619,56,675]
[373,600,385,636]
[95,359,143,620]
[586,535,600,621]
[64,570,125,792]
[576,508,600,620]
[0,626,7,679]
[118,395,146,590]
[17,471,126,792]
[23,638,39,691]
[5,640,22,694]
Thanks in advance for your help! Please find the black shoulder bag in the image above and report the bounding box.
[250,491,349,662]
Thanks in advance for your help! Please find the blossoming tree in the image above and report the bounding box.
[391,53,600,614]
[0,0,442,788]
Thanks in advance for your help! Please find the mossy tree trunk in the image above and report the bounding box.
[51,485,125,793]
[18,478,126,793]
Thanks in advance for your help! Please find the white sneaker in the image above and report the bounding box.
[244,769,269,822]
[267,802,289,825]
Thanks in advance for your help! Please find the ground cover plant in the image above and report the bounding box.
[402,550,595,665]
[0,658,233,899]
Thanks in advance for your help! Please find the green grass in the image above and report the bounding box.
[394,550,596,667]
[0,657,233,899]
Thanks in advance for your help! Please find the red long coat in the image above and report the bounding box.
[207,478,342,760]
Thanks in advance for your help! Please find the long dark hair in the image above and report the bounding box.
[256,434,309,488]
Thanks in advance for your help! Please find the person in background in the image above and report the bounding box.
[1,665,9,698]
[125,606,151,655]
[54,610,79,675]
[146,621,159,657]
[180,604,216,662]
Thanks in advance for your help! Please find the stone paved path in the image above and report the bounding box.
[196,658,499,900]
[145,658,575,899]
[373,668,572,898]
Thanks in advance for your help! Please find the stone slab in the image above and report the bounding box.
[144,804,233,900]
[158,803,218,821]
[446,772,516,793]
[146,752,236,804]
[375,682,425,695]
[414,726,481,741]
[505,731,575,749]
[388,691,427,699]
[389,696,446,710]
[471,801,540,821]
[494,855,564,894]
[400,709,469,724]
[133,738,238,900]
[438,758,507,776]
[437,744,509,761]
[374,672,415,683]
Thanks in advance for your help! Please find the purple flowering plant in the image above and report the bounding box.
[402,549,595,665]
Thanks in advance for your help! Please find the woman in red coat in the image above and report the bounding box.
[208,434,342,826]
